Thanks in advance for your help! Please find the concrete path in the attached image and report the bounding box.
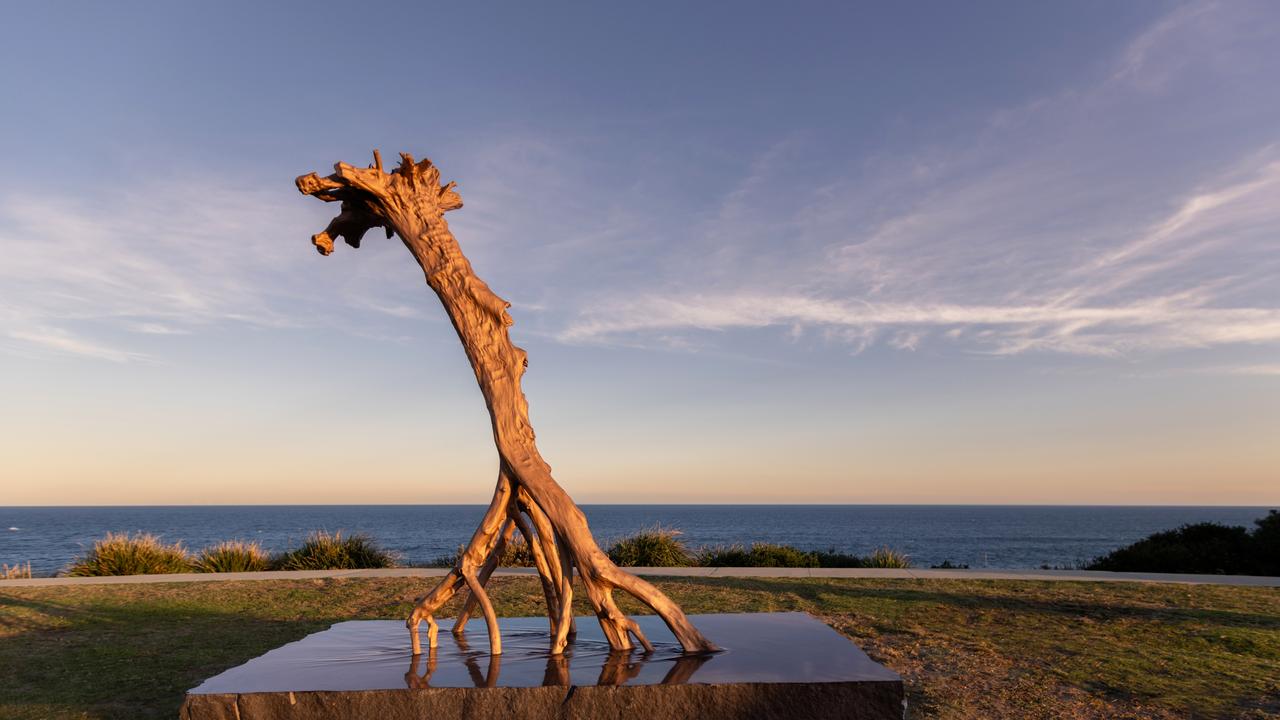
[3,566,1277,588]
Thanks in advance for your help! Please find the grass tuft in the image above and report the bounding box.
[270,531,397,570]
[194,541,270,573]
[1,562,32,580]
[861,546,912,568]
[66,533,193,577]
[606,526,695,567]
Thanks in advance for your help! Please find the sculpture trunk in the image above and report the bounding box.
[295,151,716,659]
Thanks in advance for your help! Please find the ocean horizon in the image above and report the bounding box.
[2,504,1272,577]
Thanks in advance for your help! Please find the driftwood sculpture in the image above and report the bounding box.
[296,151,717,658]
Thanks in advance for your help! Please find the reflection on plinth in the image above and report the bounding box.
[404,643,714,690]
[184,613,905,720]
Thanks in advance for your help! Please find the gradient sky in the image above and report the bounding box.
[1,2,1277,505]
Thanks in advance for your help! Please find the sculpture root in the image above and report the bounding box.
[406,470,716,657]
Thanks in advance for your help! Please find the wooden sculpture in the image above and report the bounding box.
[296,151,717,658]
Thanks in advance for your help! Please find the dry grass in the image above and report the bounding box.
[0,576,1276,719]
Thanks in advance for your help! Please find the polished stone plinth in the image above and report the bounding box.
[182,612,904,720]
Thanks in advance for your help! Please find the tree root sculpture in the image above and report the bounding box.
[296,151,718,657]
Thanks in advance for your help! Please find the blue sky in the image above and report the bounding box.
[1,2,1277,505]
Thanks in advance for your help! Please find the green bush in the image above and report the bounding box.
[271,531,397,570]
[812,549,866,568]
[695,542,910,568]
[1251,511,1280,576]
[66,533,193,576]
[694,545,749,567]
[699,543,819,568]
[194,540,270,573]
[1086,512,1280,575]
[607,527,695,567]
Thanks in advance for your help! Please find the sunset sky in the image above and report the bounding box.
[1,2,1277,505]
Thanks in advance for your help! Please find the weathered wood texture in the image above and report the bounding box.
[296,151,716,656]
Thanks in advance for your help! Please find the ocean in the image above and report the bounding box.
[0,505,1271,577]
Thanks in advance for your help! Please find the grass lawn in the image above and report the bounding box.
[0,576,1276,719]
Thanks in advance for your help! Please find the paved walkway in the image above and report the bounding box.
[4,566,1277,588]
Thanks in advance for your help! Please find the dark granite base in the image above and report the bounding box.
[182,612,904,720]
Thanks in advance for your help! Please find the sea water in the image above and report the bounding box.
[0,504,1270,576]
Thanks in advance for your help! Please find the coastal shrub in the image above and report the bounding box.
[1251,511,1280,576]
[422,553,455,569]
[1,562,32,580]
[811,549,866,568]
[699,543,819,568]
[862,546,912,568]
[1086,521,1257,575]
[194,540,270,573]
[496,538,539,567]
[696,543,911,568]
[271,531,397,570]
[427,537,539,568]
[607,527,695,567]
[66,533,193,576]
[697,545,753,567]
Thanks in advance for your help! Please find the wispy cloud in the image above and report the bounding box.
[562,294,1280,356]
[129,323,191,335]
[8,327,150,364]
[559,2,1280,362]
[563,153,1280,356]
[0,179,433,361]
[1220,364,1280,376]
[1110,1,1215,86]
